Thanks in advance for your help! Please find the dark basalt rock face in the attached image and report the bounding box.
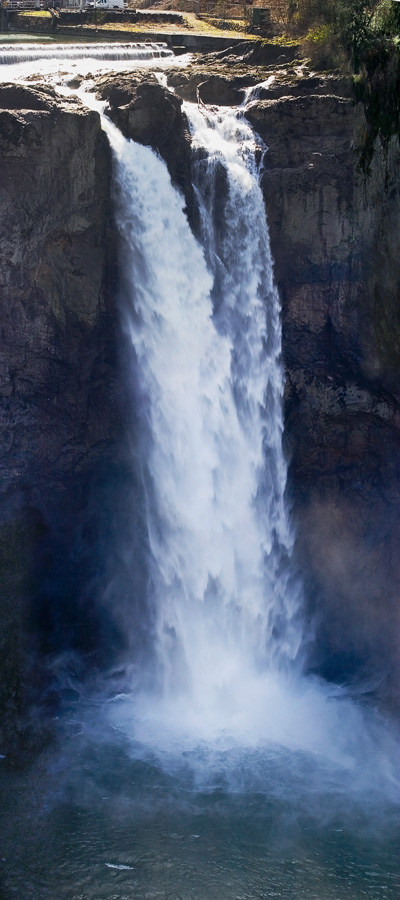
[0,85,127,761]
[95,73,195,221]
[196,74,244,107]
[0,83,56,111]
[245,77,400,705]
[167,69,254,105]
[0,85,118,506]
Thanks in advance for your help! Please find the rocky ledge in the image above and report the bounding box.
[95,72,195,218]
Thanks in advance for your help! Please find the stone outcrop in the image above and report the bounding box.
[95,73,195,218]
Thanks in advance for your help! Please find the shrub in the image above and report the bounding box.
[354,40,400,169]
[288,1,400,71]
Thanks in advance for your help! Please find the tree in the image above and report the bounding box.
[335,1,378,71]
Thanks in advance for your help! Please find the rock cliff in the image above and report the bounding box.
[1,58,399,761]
[0,84,123,759]
[243,73,400,702]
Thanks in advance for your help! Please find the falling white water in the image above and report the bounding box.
[243,75,276,102]
[186,103,301,666]
[103,94,399,789]
[100,103,393,793]
[94,96,308,749]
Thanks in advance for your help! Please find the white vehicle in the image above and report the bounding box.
[86,0,126,9]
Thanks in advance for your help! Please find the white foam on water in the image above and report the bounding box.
[0,41,188,83]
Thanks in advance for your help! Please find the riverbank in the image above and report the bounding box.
[1,8,252,43]
[0,15,298,53]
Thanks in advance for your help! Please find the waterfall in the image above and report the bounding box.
[1,61,399,900]
[100,97,306,746]
[187,104,301,667]
[0,52,399,900]
[100,101,399,789]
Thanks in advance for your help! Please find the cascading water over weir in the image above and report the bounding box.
[1,45,399,900]
[0,42,174,66]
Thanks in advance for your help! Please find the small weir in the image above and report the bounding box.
[0,41,174,66]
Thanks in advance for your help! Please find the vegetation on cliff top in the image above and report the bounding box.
[287,1,399,69]
[287,2,400,167]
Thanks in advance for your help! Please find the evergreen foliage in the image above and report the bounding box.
[287,2,400,164]
[288,1,400,70]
